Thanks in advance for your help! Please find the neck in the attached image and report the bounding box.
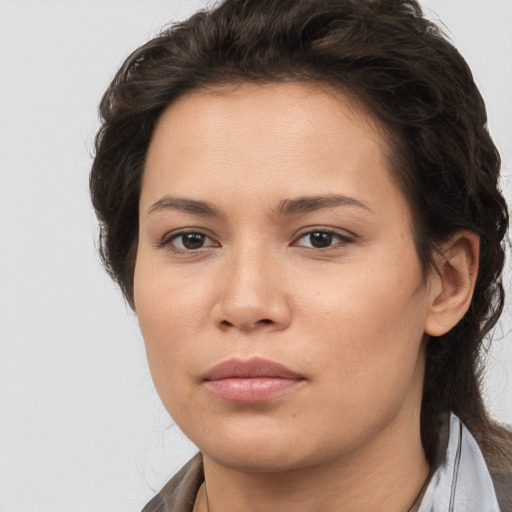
[196,409,429,512]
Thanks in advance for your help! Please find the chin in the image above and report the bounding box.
[205,443,315,474]
[193,421,332,474]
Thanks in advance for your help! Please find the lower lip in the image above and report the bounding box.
[204,377,303,402]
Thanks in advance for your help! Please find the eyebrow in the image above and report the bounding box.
[276,194,372,215]
[148,196,220,216]
[147,193,372,217]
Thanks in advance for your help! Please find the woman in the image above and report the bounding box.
[90,0,512,510]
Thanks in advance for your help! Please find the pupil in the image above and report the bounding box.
[183,233,205,250]
[310,231,332,248]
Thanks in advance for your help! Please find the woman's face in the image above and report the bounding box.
[134,83,436,472]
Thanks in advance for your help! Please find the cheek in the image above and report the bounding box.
[134,250,213,331]
[298,255,428,383]
[133,255,209,391]
[300,254,426,332]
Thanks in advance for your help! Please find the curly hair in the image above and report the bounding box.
[90,0,511,503]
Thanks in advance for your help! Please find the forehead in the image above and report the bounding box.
[141,81,402,216]
[148,81,386,154]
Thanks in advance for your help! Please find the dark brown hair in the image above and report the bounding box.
[90,0,512,503]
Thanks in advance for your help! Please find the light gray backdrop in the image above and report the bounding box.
[0,1,511,510]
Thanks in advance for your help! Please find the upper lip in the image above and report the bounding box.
[203,357,304,381]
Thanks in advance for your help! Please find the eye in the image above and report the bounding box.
[294,229,353,249]
[163,231,218,251]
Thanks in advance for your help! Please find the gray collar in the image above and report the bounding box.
[416,413,501,511]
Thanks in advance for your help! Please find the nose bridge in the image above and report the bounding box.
[213,237,290,331]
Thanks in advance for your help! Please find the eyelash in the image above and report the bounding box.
[158,230,217,253]
[293,228,354,250]
[158,228,354,253]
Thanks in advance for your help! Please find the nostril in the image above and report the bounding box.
[218,318,273,329]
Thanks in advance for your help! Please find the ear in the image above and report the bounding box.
[425,232,480,337]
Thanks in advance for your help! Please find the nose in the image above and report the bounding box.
[211,246,292,332]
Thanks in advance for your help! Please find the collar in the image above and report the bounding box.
[414,413,501,511]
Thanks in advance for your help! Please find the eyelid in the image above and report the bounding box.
[155,226,354,252]
[157,228,220,252]
[292,227,355,249]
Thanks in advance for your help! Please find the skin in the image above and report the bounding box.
[134,82,478,512]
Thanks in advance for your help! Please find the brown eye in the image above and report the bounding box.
[165,231,217,251]
[295,229,353,250]
[309,231,334,248]
[180,233,206,250]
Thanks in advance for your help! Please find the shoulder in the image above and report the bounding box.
[141,453,204,512]
[457,415,512,512]
[484,422,512,512]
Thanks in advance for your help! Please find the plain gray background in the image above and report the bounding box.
[0,1,511,510]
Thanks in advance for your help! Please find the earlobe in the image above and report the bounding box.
[425,232,480,337]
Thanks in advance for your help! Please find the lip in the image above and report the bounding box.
[203,358,305,402]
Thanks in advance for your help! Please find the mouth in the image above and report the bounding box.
[203,357,305,403]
